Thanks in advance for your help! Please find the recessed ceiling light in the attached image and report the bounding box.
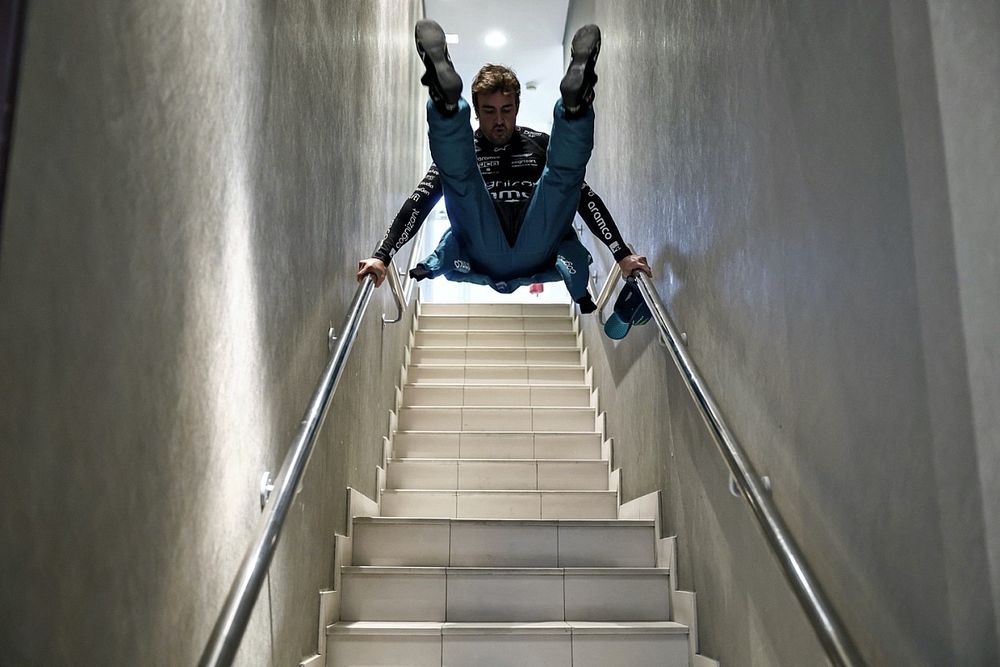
[445,33,459,44]
[483,30,507,48]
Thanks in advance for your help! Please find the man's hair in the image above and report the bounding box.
[471,64,521,114]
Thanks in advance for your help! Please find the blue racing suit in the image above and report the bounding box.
[371,98,631,300]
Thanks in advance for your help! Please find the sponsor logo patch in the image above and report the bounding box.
[557,255,577,275]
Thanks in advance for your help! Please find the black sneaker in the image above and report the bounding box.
[409,263,432,281]
[575,293,597,314]
[415,19,462,115]
[560,24,601,116]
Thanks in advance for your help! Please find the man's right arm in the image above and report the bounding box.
[359,166,443,286]
[372,166,442,263]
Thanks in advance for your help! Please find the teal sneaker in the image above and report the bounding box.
[603,280,652,340]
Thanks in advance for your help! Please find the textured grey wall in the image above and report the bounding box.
[569,0,999,665]
[0,1,422,665]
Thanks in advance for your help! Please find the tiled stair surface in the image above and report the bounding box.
[327,303,690,666]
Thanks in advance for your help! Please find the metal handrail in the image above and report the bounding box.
[200,273,386,667]
[402,221,428,305]
[382,264,407,324]
[597,266,865,666]
[592,262,622,325]
[383,222,429,324]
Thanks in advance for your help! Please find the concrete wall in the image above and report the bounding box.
[0,1,423,665]
[568,0,999,664]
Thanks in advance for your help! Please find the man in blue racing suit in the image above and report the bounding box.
[357,20,650,312]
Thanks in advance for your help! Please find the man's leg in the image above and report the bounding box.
[415,20,505,256]
[411,228,473,280]
[511,25,602,311]
[553,232,594,304]
[515,24,601,252]
[513,99,595,254]
[425,99,506,254]
[413,229,525,293]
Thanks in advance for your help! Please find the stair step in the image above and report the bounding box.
[402,384,591,407]
[417,315,574,332]
[391,432,603,460]
[397,406,596,432]
[340,567,670,623]
[407,364,586,385]
[327,621,689,667]
[385,459,609,491]
[329,620,687,635]
[380,490,617,519]
[331,301,693,664]
[410,347,581,366]
[352,518,656,568]
[414,331,578,348]
[419,303,572,317]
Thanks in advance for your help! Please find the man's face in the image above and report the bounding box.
[476,90,518,145]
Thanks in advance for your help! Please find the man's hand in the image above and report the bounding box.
[618,254,652,278]
[357,258,388,287]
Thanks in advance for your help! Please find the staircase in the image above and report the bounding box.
[326,302,692,666]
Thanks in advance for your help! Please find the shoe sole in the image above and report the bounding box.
[560,24,601,109]
[415,19,462,107]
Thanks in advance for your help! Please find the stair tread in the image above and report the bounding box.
[401,406,591,410]
[400,406,594,411]
[395,429,600,434]
[342,566,667,575]
[404,383,587,388]
[418,314,573,318]
[353,517,652,526]
[412,363,582,368]
[409,363,585,368]
[384,489,615,493]
[407,384,589,388]
[411,345,579,350]
[417,328,576,333]
[394,431,601,436]
[328,621,689,636]
[418,312,572,318]
[388,458,605,464]
[418,312,573,321]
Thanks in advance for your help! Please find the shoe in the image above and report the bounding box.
[560,24,601,115]
[603,280,652,339]
[575,293,597,314]
[415,19,462,115]
[409,263,432,281]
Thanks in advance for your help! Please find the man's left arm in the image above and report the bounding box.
[578,183,652,276]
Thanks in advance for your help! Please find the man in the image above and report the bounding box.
[357,20,650,312]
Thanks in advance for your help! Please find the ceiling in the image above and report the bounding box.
[423,0,571,133]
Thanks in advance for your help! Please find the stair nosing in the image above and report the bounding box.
[387,458,607,464]
[409,362,585,370]
[401,408,593,412]
[382,489,616,494]
[403,382,589,388]
[327,620,689,636]
[352,517,654,526]
[417,328,577,333]
[410,345,580,350]
[341,566,666,575]
[395,429,602,436]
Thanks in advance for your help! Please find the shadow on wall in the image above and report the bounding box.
[0,0,28,253]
